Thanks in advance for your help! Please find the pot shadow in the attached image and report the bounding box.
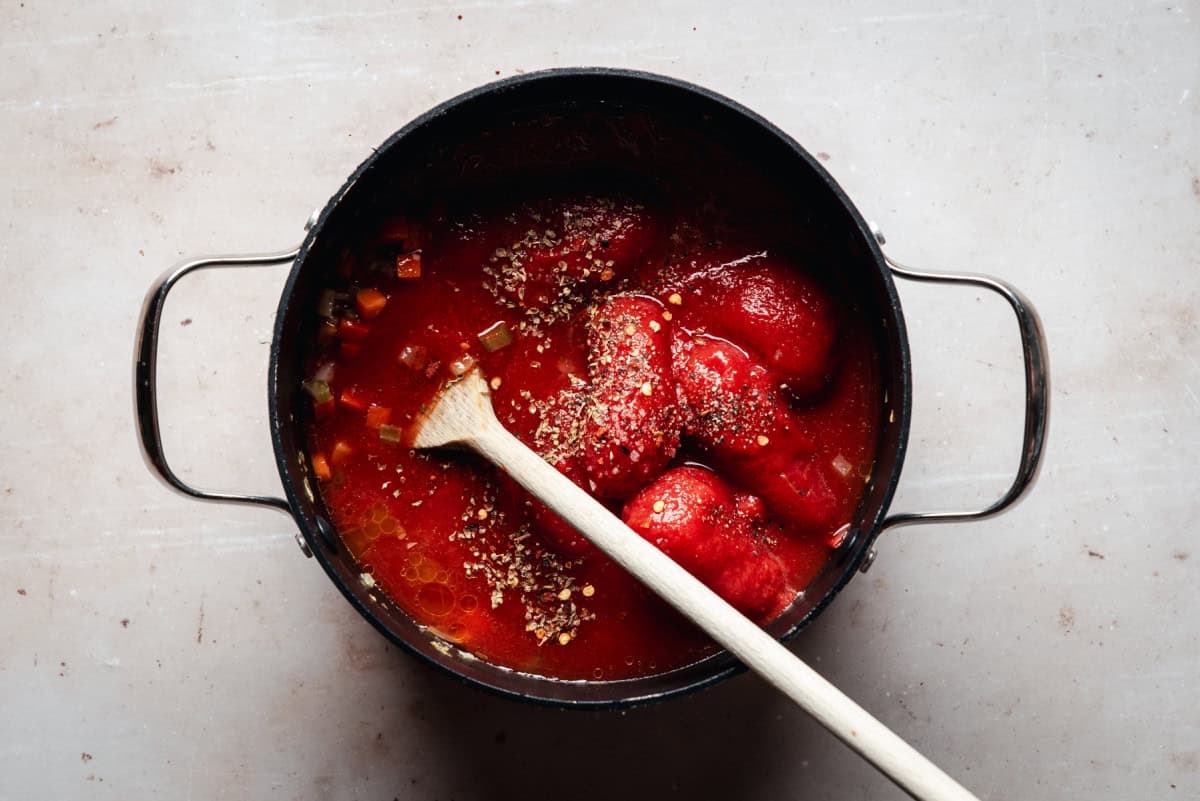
[402,664,780,800]
[360,609,859,801]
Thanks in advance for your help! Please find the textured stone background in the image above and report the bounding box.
[1,1,1197,798]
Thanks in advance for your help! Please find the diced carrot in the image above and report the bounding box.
[339,387,369,413]
[311,453,332,481]
[356,288,388,320]
[330,441,353,466]
[313,397,335,420]
[338,319,370,341]
[339,341,361,359]
[365,405,392,429]
[396,252,422,280]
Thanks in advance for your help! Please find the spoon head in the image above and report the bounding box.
[409,368,496,450]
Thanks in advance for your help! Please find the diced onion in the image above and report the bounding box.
[379,424,403,444]
[313,362,336,383]
[478,321,514,352]
[316,289,337,319]
[398,344,428,371]
[449,354,477,376]
[832,454,853,477]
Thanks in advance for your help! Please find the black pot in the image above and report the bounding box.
[135,68,1048,708]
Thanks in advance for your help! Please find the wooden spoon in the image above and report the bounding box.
[411,368,982,801]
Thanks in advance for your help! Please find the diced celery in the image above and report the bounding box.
[303,379,333,404]
[478,321,514,352]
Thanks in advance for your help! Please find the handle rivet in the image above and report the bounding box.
[858,547,878,574]
[294,532,313,559]
[867,221,886,246]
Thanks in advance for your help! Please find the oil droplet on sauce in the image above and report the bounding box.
[416,582,455,617]
[416,560,439,583]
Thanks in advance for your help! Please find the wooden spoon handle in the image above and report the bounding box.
[471,423,981,801]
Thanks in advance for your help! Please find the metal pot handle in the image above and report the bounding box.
[879,251,1050,532]
[134,247,301,515]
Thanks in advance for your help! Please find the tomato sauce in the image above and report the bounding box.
[303,189,880,681]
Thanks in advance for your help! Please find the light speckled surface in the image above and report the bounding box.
[2,2,1197,799]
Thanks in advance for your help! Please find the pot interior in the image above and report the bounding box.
[270,69,908,707]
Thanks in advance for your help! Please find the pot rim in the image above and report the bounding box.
[267,67,911,708]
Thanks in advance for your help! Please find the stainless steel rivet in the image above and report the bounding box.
[858,546,878,574]
[294,532,313,558]
[304,207,321,231]
[867,221,886,246]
